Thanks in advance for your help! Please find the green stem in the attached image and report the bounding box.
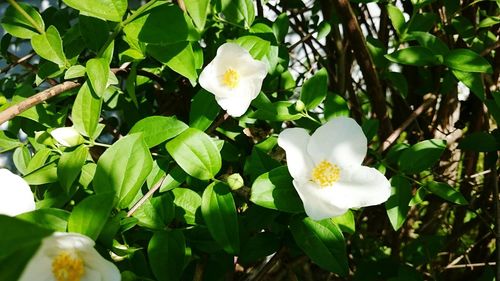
[300,112,321,124]
[6,0,45,34]
[97,0,159,57]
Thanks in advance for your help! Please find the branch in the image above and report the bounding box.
[127,175,167,217]
[331,0,392,138]
[0,81,80,125]
[379,95,437,153]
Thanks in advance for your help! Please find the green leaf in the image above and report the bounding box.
[1,3,44,39]
[425,181,468,205]
[13,146,31,175]
[386,72,408,98]
[251,101,302,121]
[67,192,115,240]
[147,42,199,82]
[184,0,209,30]
[385,175,413,231]
[385,46,438,66]
[133,193,175,230]
[405,31,449,56]
[239,232,280,264]
[79,15,109,51]
[0,131,22,153]
[201,182,240,254]
[64,65,86,79]
[148,230,186,281]
[444,49,493,73]
[387,4,406,36]
[86,58,109,97]
[300,68,328,110]
[218,0,255,28]
[399,139,447,174]
[458,132,499,152]
[331,211,356,234]
[57,145,88,194]
[234,35,271,60]
[129,116,188,148]
[172,188,202,225]
[189,90,221,131]
[250,166,304,213]
[290,216,348,276]
[124,4,191,44]
[272,13,289,43]
[31,25,67,67]
[23,162,58,185]
[451,69,485,101]
[0,215,52,260]
[17,208,70,232]
[72,82,103,138]
[62,0,127,22]
[166,128,221,180]
[94,134,153,208]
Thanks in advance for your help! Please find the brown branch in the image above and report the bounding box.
[379,95,437,153]
[127,176,167,217]
[330,0,392,139]
[0,81,80,125]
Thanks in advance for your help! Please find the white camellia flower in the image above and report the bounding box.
[278,117,391,220]
[19,232,121,281]
[0,168,36,216]
[199,42,267,117]
[50,127,84,147]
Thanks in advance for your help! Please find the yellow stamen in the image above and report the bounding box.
[222,68,239,88]
[311,160,340,187]
[52,251,85,281]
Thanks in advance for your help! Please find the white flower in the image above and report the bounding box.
[199,43,267,117]
[19,232,121,281]
[50,127,84,147]
[278,117,391,220]
[0,169,36,216]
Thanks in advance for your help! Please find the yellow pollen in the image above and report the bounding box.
[222,68,239,88]
[51,251,85,281]
[311,160,340,187]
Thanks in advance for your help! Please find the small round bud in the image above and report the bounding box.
[50,127,84,147]
[294,100,306,112]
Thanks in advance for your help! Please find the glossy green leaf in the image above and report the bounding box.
[13,146,31,175]
[458,132,499,152]
[129,116,188,148]
[0,131,22,153]
[172,188,202,225]
[201,182,240,254]
[62,0,127,22]
[133,193,175,230]
[218,0,255,28]
[331,211,356,234]
[31,26,67,66]
[17,208,70,232]
[148,230,186,281]
[86,58,109,97]
[273,13,289,43]
[166,128,221,180]
[387,4,406,36]
[399,139,447,174]
[425,182,468,205]
[290,216,348,276]
[451,69,485,100]
[184,0,209,30]
[251,101,302,121]
[444,49,493,73]
[147,42,199,82]
[67,192,114,240]
[57,145,88,194]
[234,36,271,60]
[189,89,220,131]
[385,46,437,66]
[23,162,58,185]
[64,65,86,79]
[79,15,109,51]
[250,166,304,213]
[1,3,44,39]
[72,82,102,138]
[94,134,153,208]
[300,68,328,110]
[239,232,280,264]
[385,175,413,230]
[405,31,449,56]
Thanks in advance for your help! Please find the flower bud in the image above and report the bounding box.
[50,127,84,147]
[294,100,306,112]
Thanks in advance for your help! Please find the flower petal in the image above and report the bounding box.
[307,117,367,167]
[215,95,252,117]
[329,166,391,209]
[18,251,53,281]
[82,249,121,281]
[278,128,315,180]
[0,169,36,216]
[293,180,348,220]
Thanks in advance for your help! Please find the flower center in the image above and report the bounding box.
[311,160,340,187]
[51,251,85,281]
[222,68,239,88]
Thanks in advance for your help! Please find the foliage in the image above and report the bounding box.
[0,0,499,280]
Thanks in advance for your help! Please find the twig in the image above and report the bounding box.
[127,176,167,217]
[492,155,500,281]
[248,248,287,281]
[445,262,496,269]
[379,95,437,153]
[0,81,80,125]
